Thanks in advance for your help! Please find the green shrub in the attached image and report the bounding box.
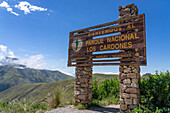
[49,90,61,108]
[92,79,99,99]
[132,105,162,113]
[140,71,170,112]
[75,104,87,110]
[98,77,119,100]
[92,77,119,106]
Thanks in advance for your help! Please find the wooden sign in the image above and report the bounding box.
[68,14,146,66]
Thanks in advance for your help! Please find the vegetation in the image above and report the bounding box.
[0,100,51,113]
[0,74,116,107]
[92,76,120,106]
[75,104,87,110]
[0,79,75,105]
[0,65,73,92]
[139,71,170,113]
[1,70,169,112]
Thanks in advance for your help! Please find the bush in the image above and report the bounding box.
[140,71,170,112]
[49,90,61,108]
[132,105,162,113]
[92,76,119,106]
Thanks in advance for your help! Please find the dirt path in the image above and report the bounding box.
[45,105,120,113]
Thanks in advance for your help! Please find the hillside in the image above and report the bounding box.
[0,65,73,92]
[0,74,117,105]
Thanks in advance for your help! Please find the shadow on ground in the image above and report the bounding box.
[88,107,119,113]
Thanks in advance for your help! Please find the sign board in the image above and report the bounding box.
[68,14,146,66]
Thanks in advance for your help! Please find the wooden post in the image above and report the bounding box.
[119,4,141,113]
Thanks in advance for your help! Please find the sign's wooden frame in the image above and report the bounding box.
[68,14,146,67]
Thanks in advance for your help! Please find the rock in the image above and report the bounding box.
[120,74,127,80]
[78,95,87,100]
[130,94,138,98]
[132,79,138,83]
[128,104,138,109]
[125,88,138,94]
[123,79,131,84]
[127,73,136,78]
[120,98,124,104]
[122,93,130,98]
[120,104,127,110]
[131,83,139,88]
[75,91,80,95]
[133,98,139,104]
[125,99,132,104]
[81,84,88,87]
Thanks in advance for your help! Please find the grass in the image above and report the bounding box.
[91,95,119,107]
[0,73,117,111]
[0,100,52,113]
[0,79,75,106]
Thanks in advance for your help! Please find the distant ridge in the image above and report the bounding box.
[0,65,73,92]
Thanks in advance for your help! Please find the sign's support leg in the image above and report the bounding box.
[119,4,141,113]
[74,66,93,107]
[74,31,93,107]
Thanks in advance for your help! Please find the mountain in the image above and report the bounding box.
[0,74,117,104]
[0,65,73,92]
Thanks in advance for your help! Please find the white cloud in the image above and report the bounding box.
[0,44,46,69]
[0,45,74,76]
[102,72,119,75]
[8,51,15,58]
[11,11,19,16]
[0,1,10,8]
[0,1,19,16]
[0,45,7,53]
[16,54,47,69]
[15,1,47,14]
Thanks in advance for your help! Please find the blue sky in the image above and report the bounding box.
[0,0,170,76]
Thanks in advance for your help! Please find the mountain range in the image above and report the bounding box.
[0,65,73,92]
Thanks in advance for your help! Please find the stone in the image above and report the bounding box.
[121,74,127,80]
[78,95,87,100]
[89,84,92,88]
[80,79,85,83]
[120,104,127,110]
[119,66,123,72]
[81,84,88,87]
[75,91,80,95]
[125,109,131,113]
[89,93,92,99]
[89,79,92,84]
[132,69,138,73]
[132,79,138,83]
[80,88,87,93]
[131,83,139,88]
[123,79,131,84]
[125,99,132,104]
[133,98,139,104]
[123,66,128,68]
[130,94,138,98]
[122,93,130,98]
[120,98,124,104]
[128,104,138,109]
[127,73,137,78]
[125,88,138,94]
